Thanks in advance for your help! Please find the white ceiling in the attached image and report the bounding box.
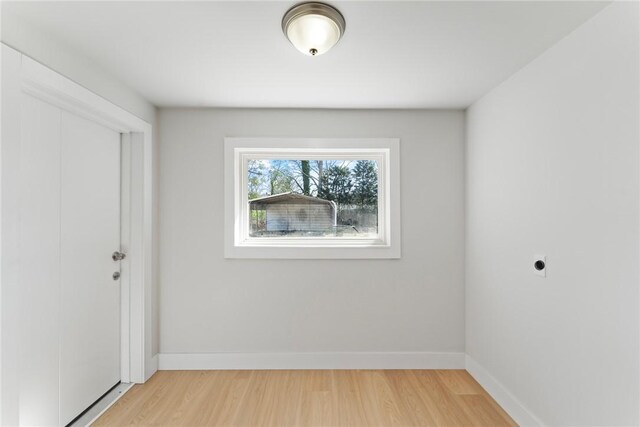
[3,1,609,109]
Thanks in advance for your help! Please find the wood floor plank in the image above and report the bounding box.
[178,371,229,425]
[94,370,517,426]
[203,370,253,426]
[454,395,517,427]
[436,370,485,395]
[384,370,438,426]
[411,370,477,426]
[331,370,368,426]
[352,370,409,426]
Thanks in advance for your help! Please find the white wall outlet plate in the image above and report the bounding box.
[533,254,546,277]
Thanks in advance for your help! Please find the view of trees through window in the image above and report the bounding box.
[248,159,378,237]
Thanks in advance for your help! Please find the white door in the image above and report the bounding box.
[18,93,123,426]
[59,111,122,425]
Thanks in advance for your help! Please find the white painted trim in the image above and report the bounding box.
[145,354,159,382]
[465,355,544,427]
[20,56,142,135]
[224,137,401,259]
[158,352,464,370]
[126,131,152,384]
[1,44,155,393]
[119,133,132,384]
[637,5,640,424]
[1,42,23,427]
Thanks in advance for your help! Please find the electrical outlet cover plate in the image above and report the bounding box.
[533,254,546,277]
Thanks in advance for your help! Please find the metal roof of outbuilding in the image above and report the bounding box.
[249,192,334,205]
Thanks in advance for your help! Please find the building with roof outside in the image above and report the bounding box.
[249,192,337,236]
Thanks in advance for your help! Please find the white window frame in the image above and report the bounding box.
[224,137,400,259]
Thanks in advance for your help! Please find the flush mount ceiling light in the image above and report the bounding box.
[282,2,346,56]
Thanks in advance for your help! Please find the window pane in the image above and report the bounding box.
[248,159,378,238]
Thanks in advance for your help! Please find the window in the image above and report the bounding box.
[224,138,400,259]
[248,159,378,238]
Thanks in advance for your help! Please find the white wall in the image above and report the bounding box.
[158,109,465,358]
[466,2,639,426]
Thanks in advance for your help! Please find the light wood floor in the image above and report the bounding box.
[94,370,517,426]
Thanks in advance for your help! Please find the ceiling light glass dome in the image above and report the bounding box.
[282,2,346,56]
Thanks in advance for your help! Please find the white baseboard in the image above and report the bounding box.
[465,355,544,427]
[158,351,465,370]
[145,354,159,381]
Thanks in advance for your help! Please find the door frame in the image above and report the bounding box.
[1,44,154,400]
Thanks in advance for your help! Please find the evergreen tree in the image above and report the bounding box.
[352,160,378,206]
[317,165,353,207]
